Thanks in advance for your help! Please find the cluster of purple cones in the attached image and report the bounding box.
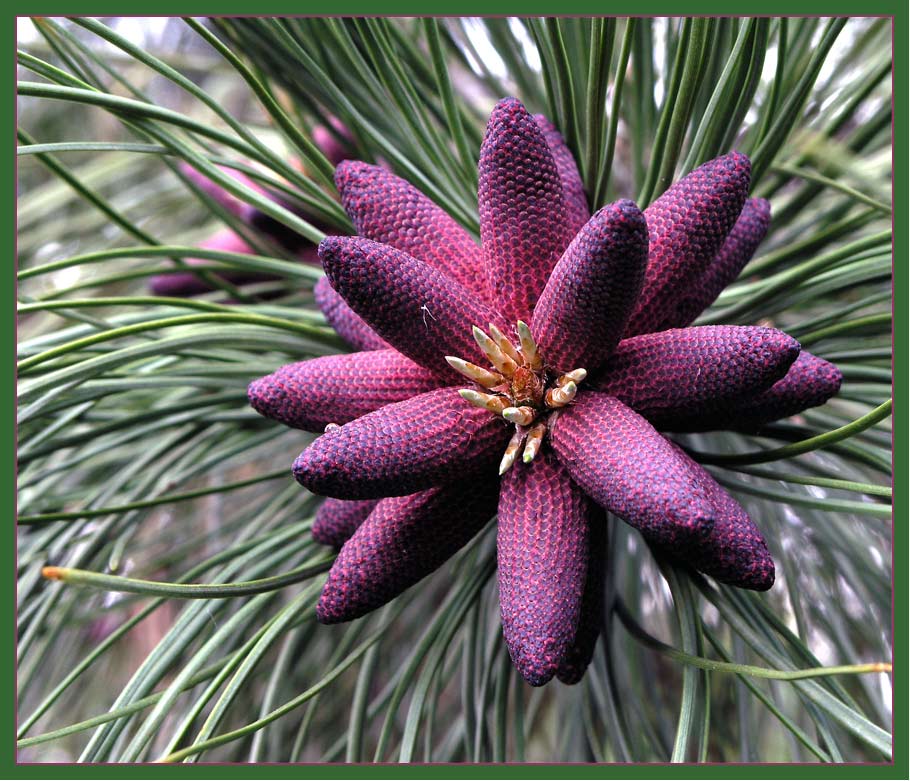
[179,98,842,687]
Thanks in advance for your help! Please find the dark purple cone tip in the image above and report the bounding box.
[316,481,499,623]
[626,151,752,337]
[247,350,442,433]
[498,452,594,686]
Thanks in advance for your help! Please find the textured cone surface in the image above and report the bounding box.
[557,510,607,684]
[248,350,443,432]
[663,448,775,590]
[312,498,378,549]
[498,452,594,686]
[669,198,771,327]
[479,98,570,323]
[594,326,800,425]
[335,161,489,297]
[655,351,842,432]
[532,200,649,374]
[533,114,590,238]
[549,392,715,545]
[625,152,752,336]
[314,276,389,351]
[293,387,511,499]
[319,236,508,380]
[317,481,499,623]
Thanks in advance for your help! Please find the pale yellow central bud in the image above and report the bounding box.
[447,321,586,474]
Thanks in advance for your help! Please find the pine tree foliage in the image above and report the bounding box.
[17,17,892,763]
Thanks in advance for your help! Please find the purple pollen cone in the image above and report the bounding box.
[247,97,842,687]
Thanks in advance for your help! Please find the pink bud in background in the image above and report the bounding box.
[151,122,354,297]
[149,229,266,297]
